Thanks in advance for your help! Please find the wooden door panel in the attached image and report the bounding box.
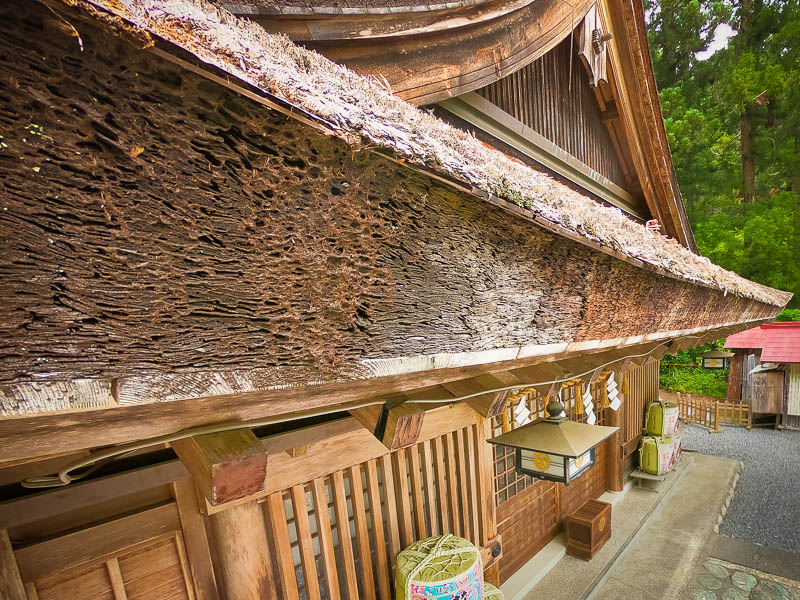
[118,537,193,600]
[34,563,114,600]
[17,508,195,600]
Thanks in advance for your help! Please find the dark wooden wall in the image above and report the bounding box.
[477,37,628,189]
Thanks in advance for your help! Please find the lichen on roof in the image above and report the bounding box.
[71,0,791,308]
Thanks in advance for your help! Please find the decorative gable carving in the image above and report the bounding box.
[578,4,611,87]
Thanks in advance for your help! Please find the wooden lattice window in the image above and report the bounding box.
[491,390,545,506]
[267,423,490,599]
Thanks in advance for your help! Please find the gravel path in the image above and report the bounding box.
[681,423,800,554]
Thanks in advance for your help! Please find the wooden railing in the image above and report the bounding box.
[676,394,752,432]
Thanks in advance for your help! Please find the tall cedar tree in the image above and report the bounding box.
[646,0,800,308]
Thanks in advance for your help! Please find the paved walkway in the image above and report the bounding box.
[516,451,800,600]
[684,552,799,600]
[590,453,739,600]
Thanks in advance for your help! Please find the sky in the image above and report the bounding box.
[696,23,736,60]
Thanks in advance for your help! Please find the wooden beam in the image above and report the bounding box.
[208,500,275,599]
[0,529,26,600]
[0,327,773,464]
[0,458,188,529]
[171,430,267,506]
[349,401,425,451]
[509,362,568,395]
[2,403,480,530]
[439,93,643,219]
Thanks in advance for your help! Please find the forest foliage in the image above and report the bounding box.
[661,340,731,397]
[645,0,800,308]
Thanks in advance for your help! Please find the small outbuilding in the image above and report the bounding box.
[725,323,800,429]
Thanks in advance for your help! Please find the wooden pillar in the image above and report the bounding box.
[484,563,501,587]
[0,529,26,600]
[606,407,624,492]
[208,501,275,600]
[726,352,744,401]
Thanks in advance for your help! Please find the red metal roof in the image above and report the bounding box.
[725,322,800,363]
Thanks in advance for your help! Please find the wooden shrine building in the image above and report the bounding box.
[0,0,792,598]
[725,323,800,430]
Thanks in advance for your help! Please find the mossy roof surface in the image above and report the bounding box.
[71,0,791,308]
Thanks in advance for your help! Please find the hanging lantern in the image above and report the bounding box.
[488,398,618,485]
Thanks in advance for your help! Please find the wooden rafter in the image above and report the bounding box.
[171,430,268,505]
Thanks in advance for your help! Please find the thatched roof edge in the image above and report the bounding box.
[60,0,792,308]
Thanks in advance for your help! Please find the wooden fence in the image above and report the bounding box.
[676,394,752,432]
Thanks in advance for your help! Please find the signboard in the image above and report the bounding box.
[519,447,595,485]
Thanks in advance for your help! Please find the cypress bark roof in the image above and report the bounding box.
[67,0,791,308]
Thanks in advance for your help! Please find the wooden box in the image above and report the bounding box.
[566,499,611,561]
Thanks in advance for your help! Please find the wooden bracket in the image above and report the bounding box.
[171,429,267,506]
[349,399,425,451]
[600,102,619,123]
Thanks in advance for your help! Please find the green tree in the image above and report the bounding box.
[644,0,732,88]
[646,0,800,308]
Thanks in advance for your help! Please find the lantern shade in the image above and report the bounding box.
[488,419,619,485]
[490,420,618,457]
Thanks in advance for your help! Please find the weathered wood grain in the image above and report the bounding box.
[0,6,776,395]
[477,37,629,190]
[171,478,219,600]
[349,402,425,450]
[0,529,26,600]
[14,503,181,582]
[263,493,299,600]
